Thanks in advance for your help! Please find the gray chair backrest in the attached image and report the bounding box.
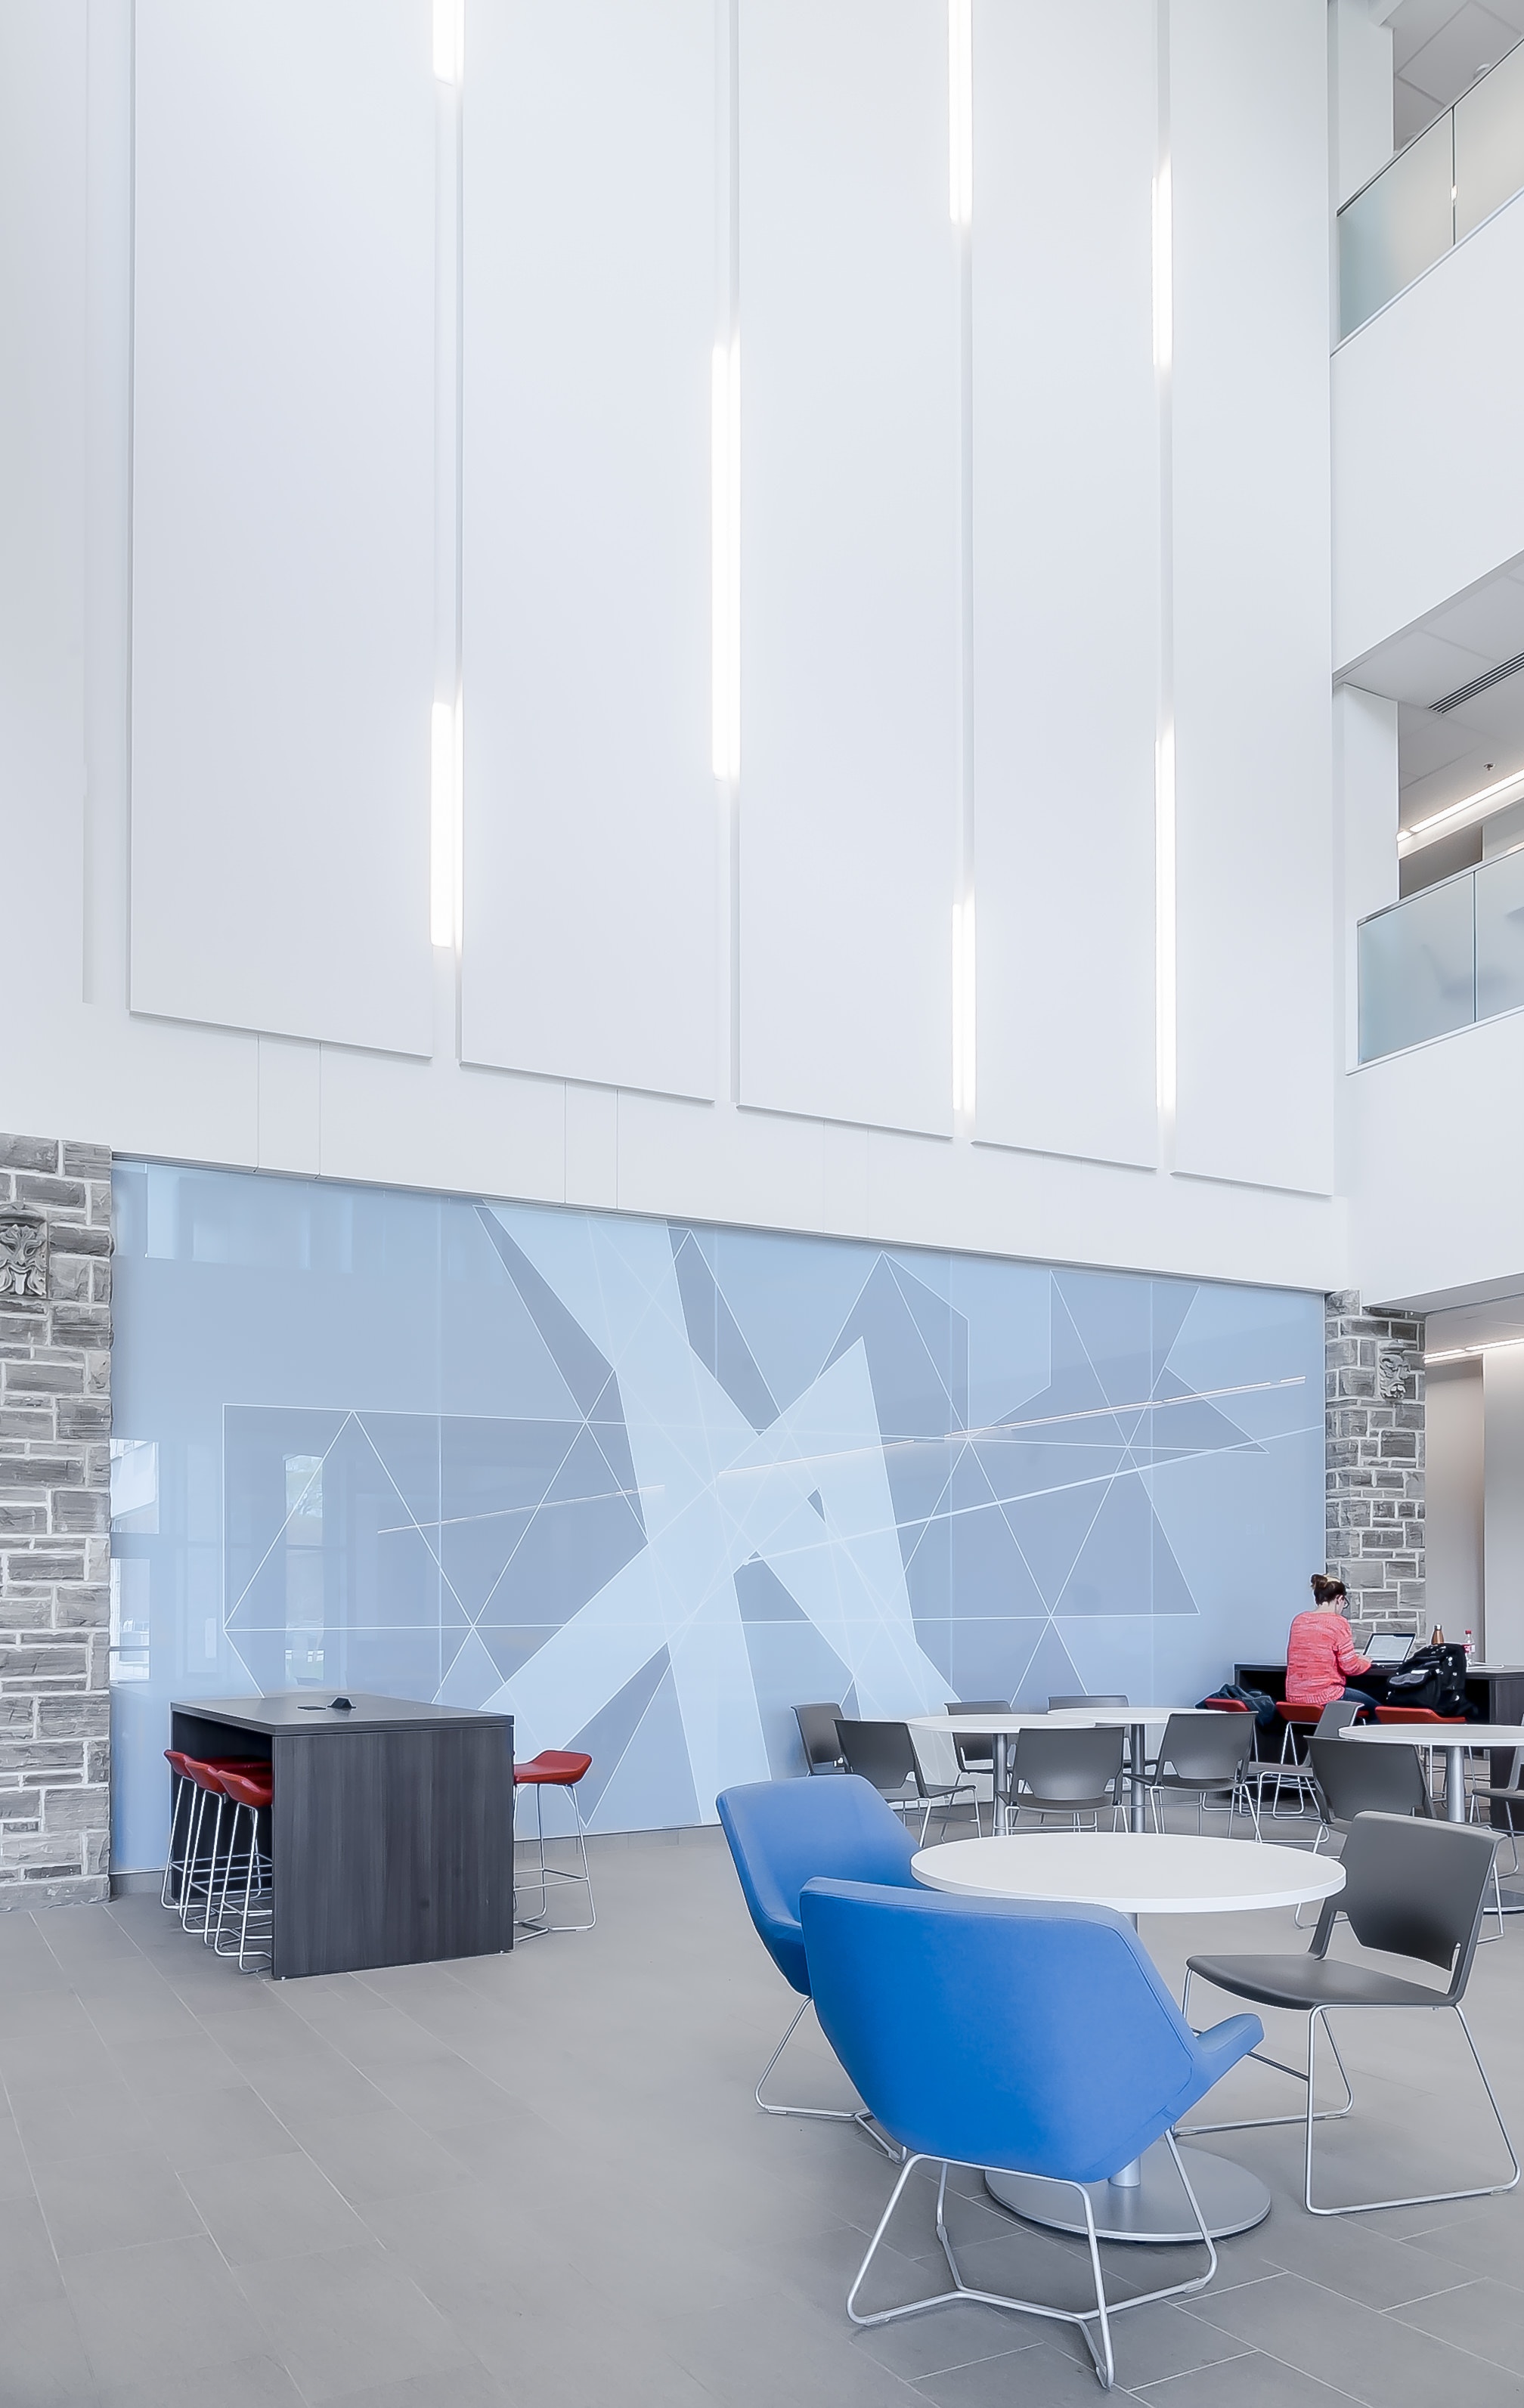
[944,1700,1007,1774]
[1311,1811,1498,1992]
[794,1703,846,1773]
[1010,1724,1124,1801]
[835,1719,916,1797]
[1048,1694,1128,1711]
[1309,1734,1430,1824]
[1314,1698,1364,1737]
[1156,1712,1251,1781]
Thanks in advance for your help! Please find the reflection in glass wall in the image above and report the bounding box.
[1475,845,1524,1021]
[110,1165,1323,1871]
[1338,115,1453,338]
[1358,874,1476,1060]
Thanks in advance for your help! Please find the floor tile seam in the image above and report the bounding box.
[1123,2341,1261,2390]
[1381,2289,1524,2378]
[1147,2332,1370,2405]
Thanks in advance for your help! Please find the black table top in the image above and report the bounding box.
[171,1692,513,1736]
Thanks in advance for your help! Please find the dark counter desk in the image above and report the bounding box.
[171,1692,514,1979]
[1235,1661,1524,1823]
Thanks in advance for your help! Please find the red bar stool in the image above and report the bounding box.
[513,1750,595,1933]
[178,1756,265,1939]
[212,1768,274,1973]
[160,1749,196,1910]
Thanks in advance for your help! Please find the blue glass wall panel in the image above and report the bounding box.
[110,1163,1323,1870]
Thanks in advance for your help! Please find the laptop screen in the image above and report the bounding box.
[1364,1633,1414,1667]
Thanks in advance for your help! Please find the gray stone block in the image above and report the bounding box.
[0,1137,58,1174]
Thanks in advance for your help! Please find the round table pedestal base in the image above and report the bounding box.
[985,2141,1271,2245]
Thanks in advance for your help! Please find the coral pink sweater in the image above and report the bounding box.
[1285,1610,1371,1709]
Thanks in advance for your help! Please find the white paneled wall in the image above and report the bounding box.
[460,0,718,1099]
[0,0,1355,1301]
[129,0,437,1056]
[971,0,1160,1170]
[1170,0,1335,1197]
[736,0,961,1137]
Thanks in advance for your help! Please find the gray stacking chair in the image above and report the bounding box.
[1293,1731,1431,1925]
[1468,1744,1524,1931]
[1005,1725,1125,1833]
[1148,1713,1261,1838]
[1182,1812,1519,2216]
[1267,1696,1364,1818]
[794,1703,847,1774]
[835,1719,971,1843]
[943,1700,1007,1837]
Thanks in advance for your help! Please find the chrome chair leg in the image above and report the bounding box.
[160,1771,190,1910]
[754,1995,900,2160]
[845,2137,1219,2391]
[516,1778,596,1934]
[1304,2004,1519,2217]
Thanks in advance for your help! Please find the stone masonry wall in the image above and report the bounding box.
[0,1136,112,1906]
[1324,1290,1425,1635]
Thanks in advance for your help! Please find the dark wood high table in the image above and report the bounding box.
[170,1692,515,1979]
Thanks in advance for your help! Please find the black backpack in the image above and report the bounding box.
[1383,1643,1471,1717]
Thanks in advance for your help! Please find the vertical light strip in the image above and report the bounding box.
[951,900,976,1113]
[711,336,741,782]
[1154,724,1176,1119]
[432,0,463,83]
[1151,160,1172,371]
[1153,0,1176,1147]
[429,698,458,946]
[948,0,973,225]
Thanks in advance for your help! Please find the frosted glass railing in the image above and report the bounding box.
[1358,850,1524,1060]
[1338,40,1524,339]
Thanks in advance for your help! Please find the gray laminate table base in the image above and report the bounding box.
[986,2139,1271,2243]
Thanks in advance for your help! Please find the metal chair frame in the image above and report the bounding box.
[943,1701,1007,1837]
[846,2137,1218,2392]
[1181,1812,1519,2218]
[754,1995,900,2161]
[835,1719,971,1845]
[160,1760,193,1911]
[1148,1714,1262,1841]
[1004,1726,1126,1836]
[515,1773,596,1934]
[212,1789,273,1972]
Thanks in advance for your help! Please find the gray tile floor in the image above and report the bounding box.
[2,1818,1522,2406]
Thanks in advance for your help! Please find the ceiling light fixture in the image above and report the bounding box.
[1424,1334,1524,1364]
[1398,763,1524,850]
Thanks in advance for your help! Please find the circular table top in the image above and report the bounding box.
[909,1707,1213,1736]
[1339,1722,1524,1748]
[911,1831,1346,1914]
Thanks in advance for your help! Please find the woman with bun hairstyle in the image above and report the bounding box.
[1285,1574,1382,1713]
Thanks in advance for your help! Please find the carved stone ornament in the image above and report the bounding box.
[0,1211,47,1301]
[1377,1349,1408,1404]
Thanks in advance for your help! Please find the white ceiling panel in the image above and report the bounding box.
[1401,741,1522,822]
[1427,574,1524,659]
[1402,0,1519,97]
[1428,669,1524,738]
[1389,0,1470,70]
[1352,624,1493,701]
[1395,701,1489,782]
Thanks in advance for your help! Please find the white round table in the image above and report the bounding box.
[911,1831,1345,2245]
[909,1708,1217,1834]
[1338,1720,1524,1821]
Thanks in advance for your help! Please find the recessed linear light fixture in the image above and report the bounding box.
[1397,763,1524,852]
[1425,1336,1524,1364]
[951,898,976,1115]
[948,0,973,225]
[432,0,463,83]
[711,337,741,783]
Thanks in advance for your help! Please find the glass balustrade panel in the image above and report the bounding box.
[1339,114,1454,338]
[1454,39,1524,238]
[1358,874,1476,1060]
[1474,845,1524,1021]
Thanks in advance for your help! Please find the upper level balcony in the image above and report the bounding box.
[1339,36,1524,339]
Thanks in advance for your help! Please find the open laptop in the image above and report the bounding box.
[1362,1631,1416,1667]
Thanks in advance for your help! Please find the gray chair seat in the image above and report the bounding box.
[1185,1951,1447,2014]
